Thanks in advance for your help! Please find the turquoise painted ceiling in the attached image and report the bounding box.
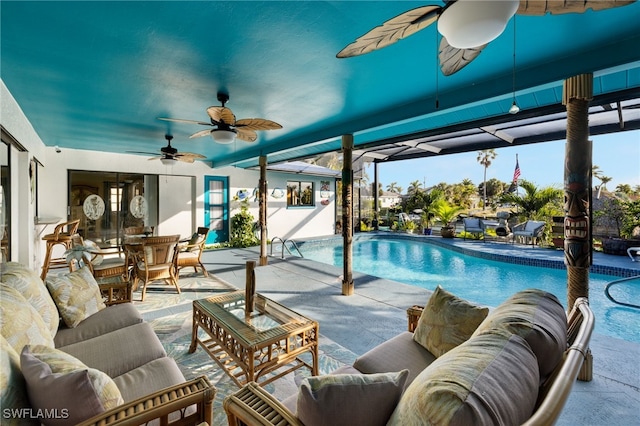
[2,1,640,169]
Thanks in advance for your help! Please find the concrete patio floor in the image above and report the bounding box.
[199,235,640,425]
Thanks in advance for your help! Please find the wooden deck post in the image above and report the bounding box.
[342,134,354,296]
[563,73,593,381]
[373,162,379,231]
[259,156,268,266]
[245,260,256,314]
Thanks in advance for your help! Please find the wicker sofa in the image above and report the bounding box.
[0,261,215,426]
[224,287,594,426]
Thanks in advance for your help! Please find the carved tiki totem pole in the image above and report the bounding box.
[563,74,593,381]
[563,74,593,310]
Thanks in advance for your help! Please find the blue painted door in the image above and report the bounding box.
[204,176,229,243]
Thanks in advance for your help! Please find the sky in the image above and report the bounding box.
[369,130,639,193]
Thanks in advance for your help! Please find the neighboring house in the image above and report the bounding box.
[379,190,402,209]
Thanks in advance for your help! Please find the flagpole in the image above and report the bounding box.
[515,154,519,215]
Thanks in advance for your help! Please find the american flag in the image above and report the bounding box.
[512,156,521,183]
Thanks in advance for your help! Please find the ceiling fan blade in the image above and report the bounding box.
[516,0,635,15]
[337,5,441,58]
[126,150,161,156]
[175,152,206,163]
[147,156,163,161]
[189,129,212,139]
[438,37,486,76]
[236,128,258,142]
[157,117,211,126]
[235,118,283,131]
[207,106,236,125]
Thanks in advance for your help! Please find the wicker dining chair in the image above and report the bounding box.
[69,234,130,281]
[133,234,181,301]
[175,227,210,277]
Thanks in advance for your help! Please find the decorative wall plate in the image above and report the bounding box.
[83,194,105,220]
[271,188,285,199]
[130,195,148,219]
[236,189,249,200]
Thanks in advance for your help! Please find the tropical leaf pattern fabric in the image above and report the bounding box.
[45,266,106,328]
[0,284,54,353]
[1,261,59,336]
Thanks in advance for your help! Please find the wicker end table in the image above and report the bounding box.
[189,290,319,387]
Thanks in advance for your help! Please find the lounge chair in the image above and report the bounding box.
[512,220,546,246]
[462,217,484,241]
[628,247,640,262]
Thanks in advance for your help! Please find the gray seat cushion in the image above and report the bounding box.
[54,303,143,348]
[58,322,166,378]
[353,331,436,386]
[113,357,186,402]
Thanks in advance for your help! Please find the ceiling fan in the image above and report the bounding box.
[128,134,206,164]
[337,0,635,76]
[158,92,282,144]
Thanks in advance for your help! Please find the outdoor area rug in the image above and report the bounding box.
[133,273,358,426]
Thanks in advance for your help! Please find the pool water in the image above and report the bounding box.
[300,238,640,343]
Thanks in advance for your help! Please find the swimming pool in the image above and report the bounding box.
[299,236,640,343]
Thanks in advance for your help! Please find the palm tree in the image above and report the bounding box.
[597,175,612,199]
[407,180,422,195]
[499,180,562,220]
[616,184,632,195]
[476,149,497,211]
[386,182,401,194]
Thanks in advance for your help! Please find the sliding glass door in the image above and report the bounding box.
[69,171,157,246]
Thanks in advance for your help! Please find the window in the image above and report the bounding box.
[287,181,314,207]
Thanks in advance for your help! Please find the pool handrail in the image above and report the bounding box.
[604,275,640,309]
[270,237,303,259]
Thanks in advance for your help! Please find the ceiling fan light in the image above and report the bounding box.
[509,101,520,115]
[438,0,519,49]
[160,157,175,166]
[211,129,237,144]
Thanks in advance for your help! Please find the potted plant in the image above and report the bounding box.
[421,210,435,235]
[402,219,418,234]
[433,200,462,238]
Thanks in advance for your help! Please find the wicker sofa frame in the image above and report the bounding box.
[78,376,215,426]
[224,297,594,426]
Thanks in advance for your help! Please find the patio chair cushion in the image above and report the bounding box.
[354,331,436,386]
[0,284,55,354]
[84,239,103,265]
[186,232,202,252]
[46,266,106,328]
[296,369,409,426]
[0,262,59,337]
[524,220,545,233]
[471,289,567,380]
[413,286,489,357]
[387,333,539,426]
[463,218,482,229]
[21,344,123,426]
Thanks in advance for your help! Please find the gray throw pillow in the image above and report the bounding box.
[296,370,408,426]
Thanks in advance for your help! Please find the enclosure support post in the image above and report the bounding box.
[342,134,354,296]
[259,156,268,266]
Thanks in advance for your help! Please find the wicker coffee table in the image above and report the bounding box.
[189,290,319,387]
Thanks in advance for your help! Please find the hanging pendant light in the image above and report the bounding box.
[438,0,519,49]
